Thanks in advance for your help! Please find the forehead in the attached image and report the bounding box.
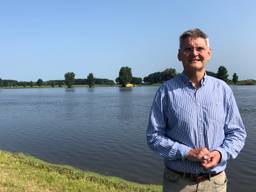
[180,37,208,48]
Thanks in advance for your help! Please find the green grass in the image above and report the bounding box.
[0,150,161,192]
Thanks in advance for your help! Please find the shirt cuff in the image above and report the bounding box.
[177,143,192,160]
[215,147,228,164]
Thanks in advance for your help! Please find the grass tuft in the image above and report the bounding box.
[0,150,161,192]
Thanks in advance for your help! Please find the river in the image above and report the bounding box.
[0,85,255,191]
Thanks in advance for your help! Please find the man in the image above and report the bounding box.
[146,28,246,192]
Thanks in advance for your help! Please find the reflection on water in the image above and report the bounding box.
[119,87,133,91]
[0,86,255,191]
[87,88,95,93]
[65,88,75,92]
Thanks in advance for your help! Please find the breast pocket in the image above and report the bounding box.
[202,100,225,123]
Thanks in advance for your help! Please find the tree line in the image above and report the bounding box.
[0,65,254,88]
[116,65,255,86]
[0,74,114,88]
[144,65,255,85]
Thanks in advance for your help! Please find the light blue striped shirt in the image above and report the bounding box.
[147,73,246,174]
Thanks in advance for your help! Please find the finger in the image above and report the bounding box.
[208,152,217,158]
[187,148,211,162]
[201,158,218,169]
[198,153,210,161]
[208,151,221,163]
[200,148,210,156]
[187,149,199,162]
[201,161,214,169]
[201,159,210,164]
[201,148,210,154]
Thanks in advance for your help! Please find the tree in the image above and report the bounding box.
[143,68,176,84]
[37,79,43,87]
[143,72,161,84]
[206,71,217,77]
[29,81,33,87]
[216,66,229,82]
[161,68,176,81]
[232,73,238,84]
[95,78,115,85]
[75,79,86,85]
[50,81,55,87]
[118,66,132,87]
[87,73,95,88]
[3,80,18,87]
[0,78,3,87]
[131,77,142,84]
[115,77,120,84]
[58,81,63,87]
[64,72,75,88]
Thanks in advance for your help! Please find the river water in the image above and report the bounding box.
[0,86,255,191]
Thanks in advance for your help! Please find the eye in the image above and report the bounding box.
[197,47,205,52]
[183,48,192,52]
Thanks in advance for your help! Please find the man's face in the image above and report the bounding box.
[178,37,211,72]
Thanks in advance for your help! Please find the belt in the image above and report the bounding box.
[167,167,222,183]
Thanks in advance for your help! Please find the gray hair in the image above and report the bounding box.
[179,28,210,47]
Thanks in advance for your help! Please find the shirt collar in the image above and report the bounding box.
[180,72,208,87]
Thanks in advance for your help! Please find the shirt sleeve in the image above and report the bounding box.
[146,86,191,160]
[216,92,247,163]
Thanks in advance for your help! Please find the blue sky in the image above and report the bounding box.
[0,0,255,81]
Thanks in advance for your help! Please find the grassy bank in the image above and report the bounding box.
[0,150,161,192]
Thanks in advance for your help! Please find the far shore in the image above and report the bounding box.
[1,82,255,90]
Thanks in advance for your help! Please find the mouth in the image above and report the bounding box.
[191,58,201,62]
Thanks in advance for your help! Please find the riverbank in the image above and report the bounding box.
[1,81,256,89]
[0,150,161,192]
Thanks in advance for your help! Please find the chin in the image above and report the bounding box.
[191,62,205,69]
[184,65,205,72]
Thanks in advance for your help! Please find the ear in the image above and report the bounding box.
[177,49,181,61]
[207,48,212,60]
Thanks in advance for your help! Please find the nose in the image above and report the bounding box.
[191,48,199,56]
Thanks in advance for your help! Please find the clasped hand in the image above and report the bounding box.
[186,148,221,169]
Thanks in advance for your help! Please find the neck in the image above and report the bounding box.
[184,69,205,89]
